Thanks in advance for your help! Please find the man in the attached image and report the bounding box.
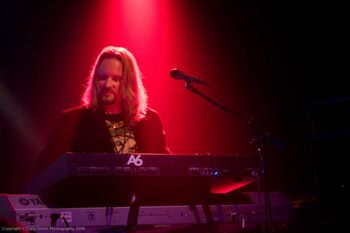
[35,46,170,173]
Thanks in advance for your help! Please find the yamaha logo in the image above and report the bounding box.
[18,197,44,206]
[19,198,30,206]
[88,213,96,221]
[127,154,143,166]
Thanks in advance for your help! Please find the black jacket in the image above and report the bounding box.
[35,106,169,173]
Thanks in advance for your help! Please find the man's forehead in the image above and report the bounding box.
[98,58,123,74]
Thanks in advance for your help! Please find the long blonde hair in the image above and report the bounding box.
[82,46,148,124]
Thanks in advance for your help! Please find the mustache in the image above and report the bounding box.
[100,87,117,94]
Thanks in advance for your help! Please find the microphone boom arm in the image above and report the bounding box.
[183,81,285,233]
[185,82,247,125]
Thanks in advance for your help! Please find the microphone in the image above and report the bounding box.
[170,68,207,85]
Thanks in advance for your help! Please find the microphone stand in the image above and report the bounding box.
[184,81,285,233]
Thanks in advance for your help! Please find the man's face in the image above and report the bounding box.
[96,58,123,106]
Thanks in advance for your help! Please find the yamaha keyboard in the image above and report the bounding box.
[0,193,293,233]
[27,153,259,207]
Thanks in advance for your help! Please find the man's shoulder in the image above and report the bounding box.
[144,107,161,119]
[62,105,89,114]
[59,105,92,119]
[135,108,163,126]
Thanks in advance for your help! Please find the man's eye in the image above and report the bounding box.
[97,75,122,81]
[112,76,122,81]
[97,75,108,80]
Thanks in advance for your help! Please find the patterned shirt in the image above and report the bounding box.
[104,116,137,154]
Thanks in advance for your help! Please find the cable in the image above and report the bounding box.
[50,213,60,227]
[60,216,73,233]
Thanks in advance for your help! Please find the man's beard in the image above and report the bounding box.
[100,92,116,105]
[98,87,123,106]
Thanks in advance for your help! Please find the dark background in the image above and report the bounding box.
[0,0,348,231]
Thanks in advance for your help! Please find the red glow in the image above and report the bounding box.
[58,0,248,155]
[210,177,256,194]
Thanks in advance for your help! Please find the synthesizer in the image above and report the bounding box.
[26,153,259,207]
[32,152,258,175]
[0,193,293,233]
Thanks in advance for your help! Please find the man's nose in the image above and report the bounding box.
[105,77,115,87]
